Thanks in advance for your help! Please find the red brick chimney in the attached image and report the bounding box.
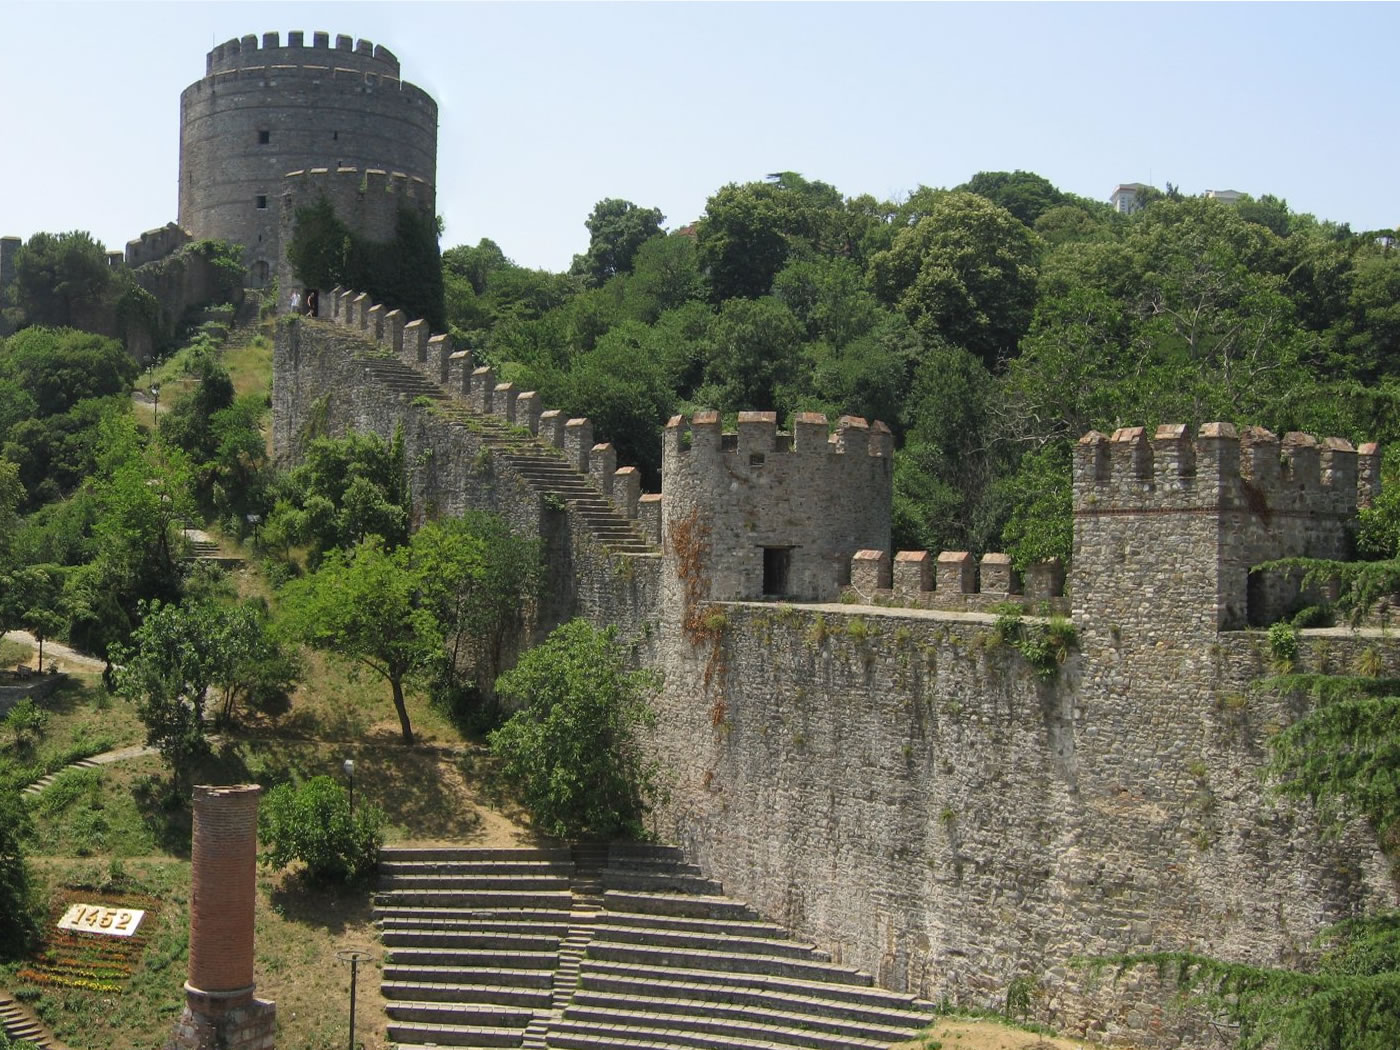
[166,785,276,1050]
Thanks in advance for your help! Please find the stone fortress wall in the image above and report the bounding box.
[277,312,1398,1045]
[275,167,434,301]
[179,30,438,289]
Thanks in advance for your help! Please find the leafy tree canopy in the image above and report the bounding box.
[570,198,666,286]
[489,619,660,839]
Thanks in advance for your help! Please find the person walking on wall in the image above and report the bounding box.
[306,288,319,318]
[289,288,302,314]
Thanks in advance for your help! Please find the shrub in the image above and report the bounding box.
[259,775,383,884]
[3,698,47,750]
[489,620,660,839]
[1269,621,1301,672]
[0,782,40,959]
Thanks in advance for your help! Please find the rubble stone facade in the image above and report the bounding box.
[273,294,1399,1046]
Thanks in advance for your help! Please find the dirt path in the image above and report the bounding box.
[3,630,107,673]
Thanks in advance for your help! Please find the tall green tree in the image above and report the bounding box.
[570,198,666,286]
[278,536,439,745]
[869,190,1043,369]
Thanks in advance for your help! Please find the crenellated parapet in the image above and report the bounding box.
[846,549,1067,614]
[1073,422,1381,632]
[206,30,401,78]
[662,410,893,603]
[179,29,436,290]
[320,288,660,543]
[1073,423,1379,519]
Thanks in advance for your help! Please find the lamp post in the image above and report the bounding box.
[246,512,262,546]
[335,947,372,1050]
[343,758,355,818]
[150,382,160,424]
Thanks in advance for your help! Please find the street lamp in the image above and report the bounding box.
[335,947,373,1050]
[343,758,355,818]
[246,512,262,546]
[150,382,161,424]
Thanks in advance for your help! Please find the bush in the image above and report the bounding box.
[259,775,383,884]
[488,620,660,839]
[3,698,47,750]
[0,782,40,959]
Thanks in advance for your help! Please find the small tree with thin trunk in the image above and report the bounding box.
[277,537,440,744]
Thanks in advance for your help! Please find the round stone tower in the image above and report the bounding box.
[178,30,438,288]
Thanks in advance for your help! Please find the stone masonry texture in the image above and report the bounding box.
[273,295,1399,1047]
[179,30,437,287]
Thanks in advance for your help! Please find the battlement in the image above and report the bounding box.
[1073,422,1383,632]
[206,31,400,77]
[847,549,1067,614]
[1074,422,1380,518]
[662,411,892,603]
[283,166,433,200]
[665,410,894,462]
[320,288,661,545]
[125,223,191,268]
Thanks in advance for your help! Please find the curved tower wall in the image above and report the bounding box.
[178,30,437,287]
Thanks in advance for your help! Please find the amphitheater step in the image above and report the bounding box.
[569,983,931,1036]
[385,1021,530,1048]
[558,1002,902,1050]
[591,922,828,961]
[601,889,761,922]
[380,980,553,1008]
[375,906,574,928]
[375,889,574,910]
[544,1016,890,1050]
[380,929,561,952]
[600,869,724,895]
[382,965,555,989]
[379,874,572,891]
[578,960,918,1013]
[584,941,858,985]
[385,946,560,970]
[385,1001,537,1027]
[381,847,574,864]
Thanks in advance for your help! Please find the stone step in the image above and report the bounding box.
[559,1003,901,1050]
[381,847,574,863]
[382,964,555,989]
[571,977,933,1031]
[374,906,573,926]
[591,923,827,962]
[380,980,552,1008]
[544,1016,887,1050]
[586,941,857,984]
[386,946,559,969]
[380,859,574,877]
[590,909,788,940]
[386,1021,528,1048]
[379,874,572,891]
[600,870,723,895]
[381,929,561,952]
[580,959,927,1012]
[385,1001,537,1028]
[375,889,574,910]
[601,890,760,922]
[378,916,573,938]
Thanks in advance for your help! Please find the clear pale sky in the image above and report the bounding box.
[2,2,1396,272]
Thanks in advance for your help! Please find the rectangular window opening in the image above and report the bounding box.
[255,195,268,210]
[762,547,791,597]
[257,129,270,144]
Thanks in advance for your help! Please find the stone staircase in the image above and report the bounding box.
[355,354,656,556]
[0,989,66,1048]
[21,756,103,797]
[376,844,936,1050]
